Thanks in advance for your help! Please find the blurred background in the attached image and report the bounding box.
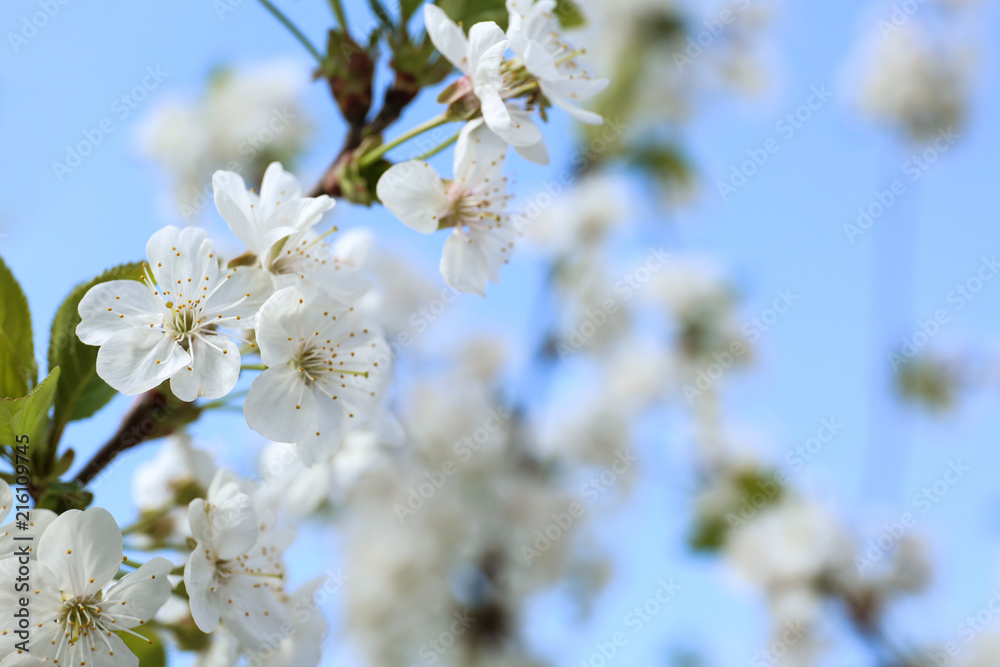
[2,0,1000,664]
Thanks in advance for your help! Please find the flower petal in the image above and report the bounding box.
[37,508,122,598]
[376,161,450,234]
[213,170,263,254]
[169,333,241,401]
[424,4,470,72]
[258,162,304,221]
[441,231,490,296]
[245,365,316,442]
[95,326,191,396]
[76,279,162,345]
[184,547,222,633]
[101,557,173,627]
[0,481,10,526]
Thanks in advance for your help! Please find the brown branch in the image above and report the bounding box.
[74,388,201,486]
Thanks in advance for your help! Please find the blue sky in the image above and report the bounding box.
[2,0,1000,665]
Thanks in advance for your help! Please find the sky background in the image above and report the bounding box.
[2,0,1000,665]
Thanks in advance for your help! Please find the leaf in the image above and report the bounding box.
[553,0,586,29]
[0,256,37,399]
[47,263,145,446]
[434,0,508,31]
[0,367,59,450]
[118,622,166,667]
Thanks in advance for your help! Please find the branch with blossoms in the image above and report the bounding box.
[0,1,614,665]
[2,0,994,665]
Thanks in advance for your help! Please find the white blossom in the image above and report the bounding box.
[184,470,292,651]
[424,3,549,162]
[213,162,369,302]
[376,121,516,296]
[0,508,172,667]
[506,0,609,124]
[77,225,272,400]
[139,61,311,217]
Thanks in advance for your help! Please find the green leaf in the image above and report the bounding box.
[434,0,508,31]
[47,263,145,446]
[0,367,59,449]
[34,479,93,513]
[553,0,586,29]
[0,256,37,399]
[118,623,166,667]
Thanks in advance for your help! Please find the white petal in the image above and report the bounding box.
[487,108,544,148]
[295,397,345,466]
[441,232,489,296]
[0,481,10,525]
[76,280,162,345]
[146,225,215,294]
[455,120,509,182]
[101,557,173,627]
[258,162,304,221]
[169,334,241,401]
[202,265,275,327]
[191,485,258,560]
[376,161,450,234]
[424,4,470,72]
[541,79,609,124]
[37,508,122,598]
[254,286,305,365]
[95,326,191,396]
[184,549,222,633]
[245,366,316,443]
[0,509,56,559]
[513,136,550,164]
[213,170,263,254]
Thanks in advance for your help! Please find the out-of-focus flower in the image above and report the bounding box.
[140,61,311,219]
[854,23,974,141]
[184,470,292,652]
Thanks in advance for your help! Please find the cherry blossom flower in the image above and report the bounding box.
[213,162,369,302]
[424,5,548,161]
[0,508,172,667]
[77,225,272,401]
[243,285,389,454]
[376,121,516,296]
[184,470,292,652]
[506,0,609,124]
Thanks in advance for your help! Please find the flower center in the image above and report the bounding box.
[58,596,104,644]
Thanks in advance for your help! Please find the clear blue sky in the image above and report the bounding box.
[2,0,1000,665]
